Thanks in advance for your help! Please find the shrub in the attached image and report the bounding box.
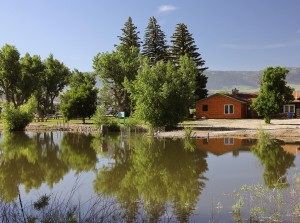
[93,106,109,129]
[1,103,33,131]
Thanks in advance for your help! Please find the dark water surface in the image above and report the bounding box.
[0,131,299,222]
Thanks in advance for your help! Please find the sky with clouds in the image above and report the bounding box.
[0,0,299,71]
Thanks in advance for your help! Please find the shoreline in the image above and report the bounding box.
[157,119,300,142]
[0,118,299,142]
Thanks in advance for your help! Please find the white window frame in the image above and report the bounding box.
[224,104,234,114]
[283,104,295,113]
[224,137,234,145]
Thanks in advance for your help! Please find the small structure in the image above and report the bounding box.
[283,91,300,118]
[195,89,258,119]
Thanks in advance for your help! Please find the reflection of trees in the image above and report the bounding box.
[94,137,208,222]
[0,132,68,202]
[252,130,295,189]
[60,132,98,173]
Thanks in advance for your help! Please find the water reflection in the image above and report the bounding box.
[252,130,295,189]
[0,131,298,222]
[94,137,208,222]
[0,132,98,202]
[0,132,68,202]
[195,137,256,156]
[60,132,98,173]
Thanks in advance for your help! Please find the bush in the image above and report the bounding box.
[1,103,33,131]
[124,117,141,128]
[93,106,109,129]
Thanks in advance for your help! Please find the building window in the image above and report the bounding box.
[202,104,208,111]
[224,104,234,114]
[224,137,234,145]
[283,104,295,113]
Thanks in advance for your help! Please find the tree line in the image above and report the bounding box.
[93,16,208,130]
[0,16,208,131]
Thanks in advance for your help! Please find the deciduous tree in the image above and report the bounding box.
[0,44,21,104]
[60,70,98,124]
[93,45,139,115]
[252,66,294,123]
[126,55,197,130]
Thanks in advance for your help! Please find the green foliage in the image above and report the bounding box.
[124,116,141,128]
[184,127,194,139]
[126,55,197,130]
[0,44,21,104]
[117,17,141,50]
[252,66,294,123]
[170,23,208,100]
[1,101,34,131]
[142,16,168,65]
[34,54,70,118]
[60,70,98,124]
[93,45,140,114]
[93,106,109,129]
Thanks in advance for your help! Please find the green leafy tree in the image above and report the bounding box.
[60,70,98,123]
[93,45,140,115]
[0,45,45,108]
[19,53,45,106]
[117,16,141,50]
[142,16,168,65]
[36,54,70,118]
[170,23,208,100]
[252,67,294,123]
[0,44,21,104]
[126,55,197,130]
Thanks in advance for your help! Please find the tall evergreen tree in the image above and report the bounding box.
[117,17,141,50]
[170,23,208,100]
[142,16,168,65]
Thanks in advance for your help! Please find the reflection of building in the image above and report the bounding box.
[281,143,300,155]
[195,137,256,156]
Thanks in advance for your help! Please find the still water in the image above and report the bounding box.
[0,131,299,222]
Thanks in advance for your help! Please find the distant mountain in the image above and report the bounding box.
[204,67,300,93]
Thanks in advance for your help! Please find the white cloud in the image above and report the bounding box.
[158,5,178,13]
[222,40,300,50]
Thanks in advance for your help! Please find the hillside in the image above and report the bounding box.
[205,67,300,93]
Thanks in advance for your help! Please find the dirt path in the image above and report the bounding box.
[158,119,300,141]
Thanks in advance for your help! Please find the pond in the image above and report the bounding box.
[0,131,299,222]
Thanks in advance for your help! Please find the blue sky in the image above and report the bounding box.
[0,0,299,71]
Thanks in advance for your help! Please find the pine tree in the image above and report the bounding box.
[142,16,168,65]
[117,17,141,50]
[170,23,208,100]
